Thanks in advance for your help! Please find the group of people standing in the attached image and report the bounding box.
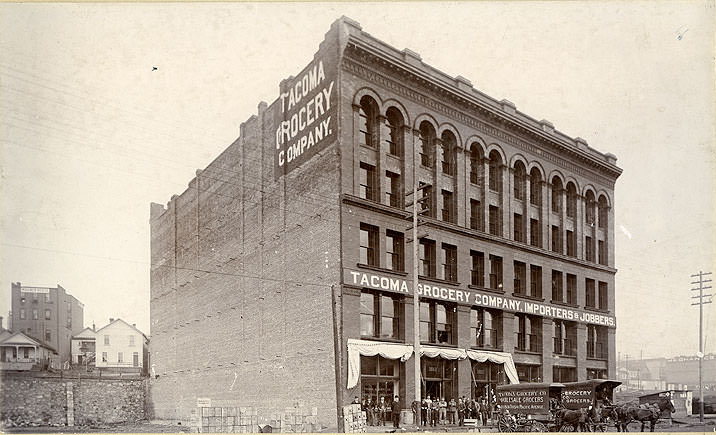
[412,396,493,427]
[358,396,401,428]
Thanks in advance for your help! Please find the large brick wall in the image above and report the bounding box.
[148,22,344,429]
[0,373,146,426]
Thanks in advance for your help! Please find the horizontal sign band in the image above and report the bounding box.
[344,268,615,327]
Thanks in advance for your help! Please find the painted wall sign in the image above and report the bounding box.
[496,388,549,413]
[343,268,616,327]
[196,397,211,408]
[21,287,50,294]
[274,54,337,179]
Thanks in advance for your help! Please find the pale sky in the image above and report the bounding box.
[1,1,714,360]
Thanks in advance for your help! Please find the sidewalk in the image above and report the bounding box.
[364,423,498,433]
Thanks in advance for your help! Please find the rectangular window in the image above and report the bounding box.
[530,265,542,298]
[32,309,38,320]
[516,364,541,383]
[530,219,541,247]
[515,314,541,352]
[489,255,503,290]
[513,261,526,295]
[566,274,577,305]
[385,171,402,208]
[441,190,455,223]
[383,117,402,157]
[470,308,501,349]
[45,330,51,342]
[470,199,483,231]
[104,335,110,345]
[598,240,607,265]
[361,291,402,339]
[530,179,541,205]
[552,186,561,212]
[586,202,596,225]
[470,251,485,287]
[102,352,107,362]
[586,236,594,262]
[19,309,25,320]
[553,320,577,356]
[552,270,563,302]
[420,300,456,345]
[586,278,596,308]
[117,352,123,363]
[489,206,501,236]
[514,213,524,242]
[419,239,436,278]
[129,335,135,346]
[553,366,577,383]
[45,293,52,303]
[587,325,608,359]
[44,309,51,320]
[133,352,139,367]
[421,183,434,218]
[442,243,457,282]
[359,162,377,201]
[359,223,379,266]
[551,225,562,253]
[598,205,608,229]
[566,230,576,257]
[598,281,608,310]
[385,230,404,272]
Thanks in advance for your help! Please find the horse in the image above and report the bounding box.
[614,396,676,432]
[554,406,591,432]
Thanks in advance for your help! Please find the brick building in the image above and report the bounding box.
[149,17,621,429]
[9,282,84,365]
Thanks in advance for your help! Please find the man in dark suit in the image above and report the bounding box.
[391,395,401,428]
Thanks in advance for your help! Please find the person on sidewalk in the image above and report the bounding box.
[457,397,466,426]
[448,398,457,425]
[430,397,439,426]
[391,395,401,428]
[439,397,447,424]
[480,398,490,426]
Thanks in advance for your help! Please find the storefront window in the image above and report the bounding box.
[471,361,506,405]
[361,356,400,405]
[515,364,541,383]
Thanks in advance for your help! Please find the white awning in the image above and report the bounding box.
[347,339,413,389]
[420,345,467,360]
[465,349,520,385]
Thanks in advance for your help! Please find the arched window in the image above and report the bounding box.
[585,191,596,226]
[382,107,404,157]
[598,195,609,229]
[566,183,577,218]
[358,96,379,148]
[513,162,526,200]
[419,121,436,168]
[441,131,457,176]
[551,177,563,213]
[529,168,542,205]
[469,144,484,185]
[488,150,502,192]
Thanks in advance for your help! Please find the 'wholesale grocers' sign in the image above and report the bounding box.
[274,55,337,179]
[343,269,616,327]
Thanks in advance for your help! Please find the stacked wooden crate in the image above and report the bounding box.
[342,404,366,433]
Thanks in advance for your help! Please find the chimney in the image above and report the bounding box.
[0,316,3,330]
[92,322,96,332]
[132,323,136,328]
[109,318,114,323]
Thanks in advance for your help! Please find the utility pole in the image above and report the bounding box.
[405,149,431,406]
[690,271,712,424]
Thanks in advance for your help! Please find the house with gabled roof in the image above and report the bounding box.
[94,318,148,375]
[0,330,57,371]
[71,326,97,368]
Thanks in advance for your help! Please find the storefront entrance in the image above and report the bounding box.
[421,357,456,400]
[471,361,506,406]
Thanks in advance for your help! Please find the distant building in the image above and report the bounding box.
[664,354,716,392]
[71,326,97,367]
[94,318,148,374]
[9,283,84,364]
[0,330,57,371]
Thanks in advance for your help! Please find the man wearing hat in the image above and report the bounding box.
[391,395,401,428]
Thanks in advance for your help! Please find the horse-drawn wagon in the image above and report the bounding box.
[559,379,622,431]
[495,382,566,432]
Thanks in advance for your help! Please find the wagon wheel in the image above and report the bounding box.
[498,414,517,432]
[558,423,575,432]
[593,422,607,432]
[528,421,547,432]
